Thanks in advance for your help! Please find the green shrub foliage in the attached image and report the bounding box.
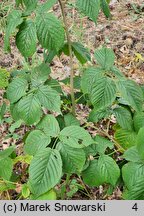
[1,0,144,200]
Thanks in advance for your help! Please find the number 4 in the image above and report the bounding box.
[132,203,138,211]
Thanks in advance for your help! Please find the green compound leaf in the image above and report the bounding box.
[97,155,120,186]
[59,126,93,148]
[94,135,114,154]
[76,0,100,23]
[10,103,21,121]
[23,0,38,11]
[123,177,144,200]
[0,102,6,120]
[36,13,65,51]
[0,158,13,180]
[123,146,142,163]
[81,67,104,94]
[72,42,91,64]
[31,63,51,87]
[116,79,143,112]
[6,77,28,103]
[115,129,137,149]
[94,47,115,69]
[123,162,144,188]
[0,146,16,160]
[82,160,101,186]
[37,114,60,137]
[36,85,61,113]
[9,119,23,133]
[84,135,113,156]
[36,0,58,14]
[29,148,62,196]
[100,0,111,18]
[88,107,111,123]
[58,142,86,174]
[31,189,57,200]
[82,155,120,187]
[90,76,116,109]
[0,181,16,192]
[0,68,10,89]
[46,79,62,93]
[122,162,144,199]
[64,113,80,127]
[24,130,51,156]
[61,76,81,90]
[110,66,125,78]
[137,127,144,160]
[16,20,37,57]
[4,10,23,52]
[22,184,30,198]
[17,94,42,125]
[113,106,133,131]
[133,112,144,133]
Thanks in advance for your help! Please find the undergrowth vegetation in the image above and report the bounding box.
[0,0,144,200]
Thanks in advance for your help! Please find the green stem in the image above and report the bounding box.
[0,179,19,185]
[61,174,71,200]
[75,93,85,103]
[79,177,93,199]
[58,0,76,116]
[83,121,125,153]
[52,137,58,149]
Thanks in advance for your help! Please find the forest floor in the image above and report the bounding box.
[0,0,144,200]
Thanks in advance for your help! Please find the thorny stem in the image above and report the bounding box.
[94,149,118,160]
[61,174,71,199]
[58,0,76,116]
[83,121,125,153]
[79,177,93,199]
[6,190,10,200]
[0,180,19,185]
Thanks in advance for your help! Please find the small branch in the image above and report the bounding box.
[61,174,71,199]
[79,177,93,199]
[58,0,76,115]
[83,121,125,153]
